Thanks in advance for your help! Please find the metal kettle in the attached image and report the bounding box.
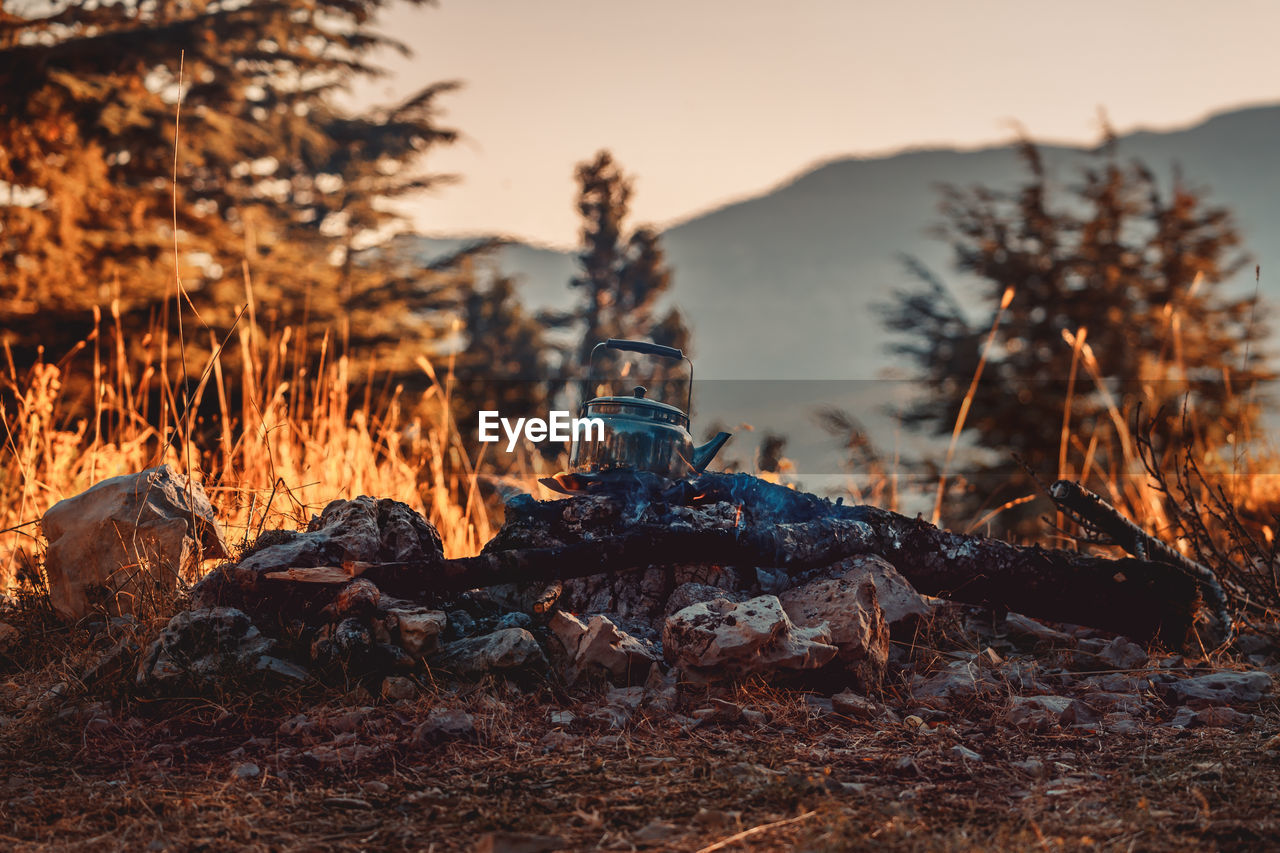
[570,339,732,480]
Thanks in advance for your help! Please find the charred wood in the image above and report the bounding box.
[260,474,1198,642]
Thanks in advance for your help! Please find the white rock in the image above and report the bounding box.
[546,611,658,685]
[823,555,931,629]
[779,574,888,685]
[547,609,589,658]
[662,595,838,680]
[43,465,227,620]
[575,615,660,684]
[390,607,448,657]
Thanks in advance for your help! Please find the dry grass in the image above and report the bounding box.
[0,302,522,597]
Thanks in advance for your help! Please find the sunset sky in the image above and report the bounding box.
[348,0,1280,248]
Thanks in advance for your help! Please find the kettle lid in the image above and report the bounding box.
[584,391,689,427]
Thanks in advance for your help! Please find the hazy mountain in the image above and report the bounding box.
[405,103,1280,483]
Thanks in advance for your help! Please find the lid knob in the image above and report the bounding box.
[632,385,647,399]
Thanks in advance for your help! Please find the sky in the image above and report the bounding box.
[346,0,1280,249]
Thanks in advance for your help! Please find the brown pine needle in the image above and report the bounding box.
[695,810,818,853]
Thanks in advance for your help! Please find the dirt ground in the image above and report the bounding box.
[1,677,1278,853]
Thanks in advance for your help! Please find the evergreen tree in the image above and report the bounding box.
[563,150,690,405]
[455,269,552,462]
[885,140,1270,530]
[0,0,456,389]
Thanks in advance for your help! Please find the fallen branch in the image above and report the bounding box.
[1048,478,1232,636]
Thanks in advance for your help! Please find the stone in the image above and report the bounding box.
[0,621,20,649]
[1167,706,1198,729]
[496,611,532,630]
[1192,706,1253,728]
[1077,691,1149,715]
[254,656,310,683]
[570,615,660,685]
[547,611,660,685]
[796,554,931,633]
[231,762,260,781]
[446,610,476,640]
[560,565,673,623]
[333,618,373,656]
[539,730,580,752]
[1011,760,1047,778]
[380,676,417,701]
[43,465,227,620]
[1097,636,1149,670]
[605,685,646,712]
[432,628,547,678]
[665,582,745,618]
[779,574,889,687]
[1002,612,1074,648]
[548,710,576,726]
[1005,695,1073,731]
[949,744,982,763]
[412,707,477,746]
[546,610,588,664]
[390,607,448,657]
[831,689,881,719]
[642,666,679,714]
[1167,670,1272,707]
[1079,673,1156,694]
[1059,699,1103,727]
[1101,712,1141,734]
[136,607,293,691]
[909,661,998,709]
[194,496,441,610]
[662,595,838,680]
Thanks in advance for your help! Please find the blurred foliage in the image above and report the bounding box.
[883,138,1273,531]
[0,0,459,395]
[541,150,691,409]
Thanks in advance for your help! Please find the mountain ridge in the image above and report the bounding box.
[402,102,1280,476]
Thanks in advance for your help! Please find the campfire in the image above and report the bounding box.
[90,462,1229,704]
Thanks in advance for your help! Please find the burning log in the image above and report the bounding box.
[260,473,1200,642]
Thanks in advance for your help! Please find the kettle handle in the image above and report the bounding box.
[586,338,694,415]
[602,338,683,361]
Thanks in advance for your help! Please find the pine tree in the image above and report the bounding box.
[0,0,456,389]
[885,140,1271,530]
[563,150,691,405]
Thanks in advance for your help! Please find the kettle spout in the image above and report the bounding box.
[692,432,733,472]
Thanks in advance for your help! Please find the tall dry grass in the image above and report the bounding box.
[0,297,513,594]
[939,294,1280,615]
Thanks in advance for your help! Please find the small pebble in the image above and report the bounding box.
[231,762,260,781]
